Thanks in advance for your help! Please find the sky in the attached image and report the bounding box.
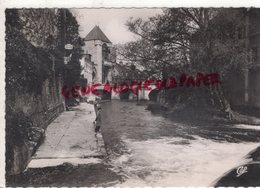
[71,8,163,44]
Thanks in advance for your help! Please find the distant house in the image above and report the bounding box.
[111,63,141,83]
[80,53,95,84]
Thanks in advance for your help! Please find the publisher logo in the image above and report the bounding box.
[236,165,248,177]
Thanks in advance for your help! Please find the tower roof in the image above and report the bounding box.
[84,25,111,43]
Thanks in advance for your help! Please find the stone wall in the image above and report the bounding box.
[13,79,64,128]
[7,75,65,175]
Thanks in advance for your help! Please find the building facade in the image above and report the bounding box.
[224,9,260,109]
[83,25,115,84]
[80,53,95,84]
[247,9,260,108]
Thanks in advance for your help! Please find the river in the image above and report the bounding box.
[7,100,260,187]
[100,100,260,186]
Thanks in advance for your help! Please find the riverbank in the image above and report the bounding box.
[146,101,260,126]
[6,102,112,187]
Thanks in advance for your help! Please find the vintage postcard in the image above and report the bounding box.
[3,1,260,187]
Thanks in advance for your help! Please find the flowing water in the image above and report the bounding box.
[100,101,260,186]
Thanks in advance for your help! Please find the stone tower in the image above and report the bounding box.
[84,25,112,83]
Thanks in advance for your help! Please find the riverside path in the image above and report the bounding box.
[28,102,106,168]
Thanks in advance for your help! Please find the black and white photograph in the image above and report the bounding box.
[4,6,260,187]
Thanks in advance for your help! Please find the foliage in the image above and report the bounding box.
[5,9,52,96]
[121,8,249,113]
[112,63,146,83]
[5,9,84,95]
[16,9,59,48]
[122,8,248,78]
[56,9,84,87]
[117,39,168,79]
[6,9,84,173]
[5,103,46,174]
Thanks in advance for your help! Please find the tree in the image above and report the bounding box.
[122,8,249,118]
[5,9,59,174]
[56,9,84,87]
[5,9,54,96]
[17,9,59,48]
[6,9,84,93]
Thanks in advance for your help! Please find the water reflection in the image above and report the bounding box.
[101,101,260,186]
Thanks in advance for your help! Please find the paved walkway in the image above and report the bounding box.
[28,103,106,168]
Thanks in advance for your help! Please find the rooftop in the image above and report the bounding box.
[84,25,111,43]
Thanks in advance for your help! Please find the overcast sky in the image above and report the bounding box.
[71,8,163,44]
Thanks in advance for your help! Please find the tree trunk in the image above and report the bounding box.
[209,84,235,120]
[209,84,260,124]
